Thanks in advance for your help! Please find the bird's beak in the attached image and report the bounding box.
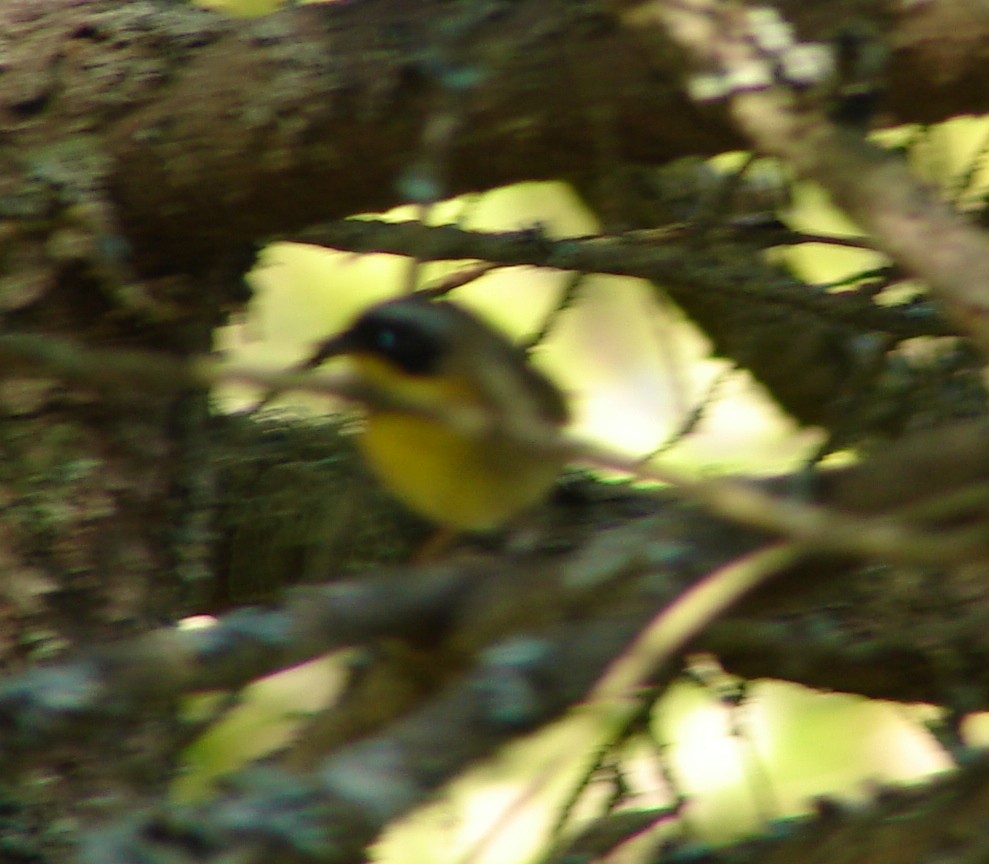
[307,329,358,368]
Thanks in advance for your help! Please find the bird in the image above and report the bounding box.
[315,294,570,531]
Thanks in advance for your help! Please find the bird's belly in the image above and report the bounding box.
[360,412,561,531]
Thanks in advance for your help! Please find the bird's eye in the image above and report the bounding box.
[365,322,441,376]
[376,328,399,353]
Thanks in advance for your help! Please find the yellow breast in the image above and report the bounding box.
[360,411,563,531]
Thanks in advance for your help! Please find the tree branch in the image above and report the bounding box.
[4,0,989,280]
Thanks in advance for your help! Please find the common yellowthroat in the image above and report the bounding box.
[317,295,570,531]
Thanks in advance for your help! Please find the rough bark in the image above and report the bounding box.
[1,0,987,275]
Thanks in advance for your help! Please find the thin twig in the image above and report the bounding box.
[0,333,985,568]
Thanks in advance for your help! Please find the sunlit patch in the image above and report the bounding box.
[177,614,217,631]
[174,652,352,802]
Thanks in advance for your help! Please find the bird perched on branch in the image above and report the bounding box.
[316,294,570,531]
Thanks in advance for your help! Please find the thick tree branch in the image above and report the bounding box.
[2,0,988,280]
